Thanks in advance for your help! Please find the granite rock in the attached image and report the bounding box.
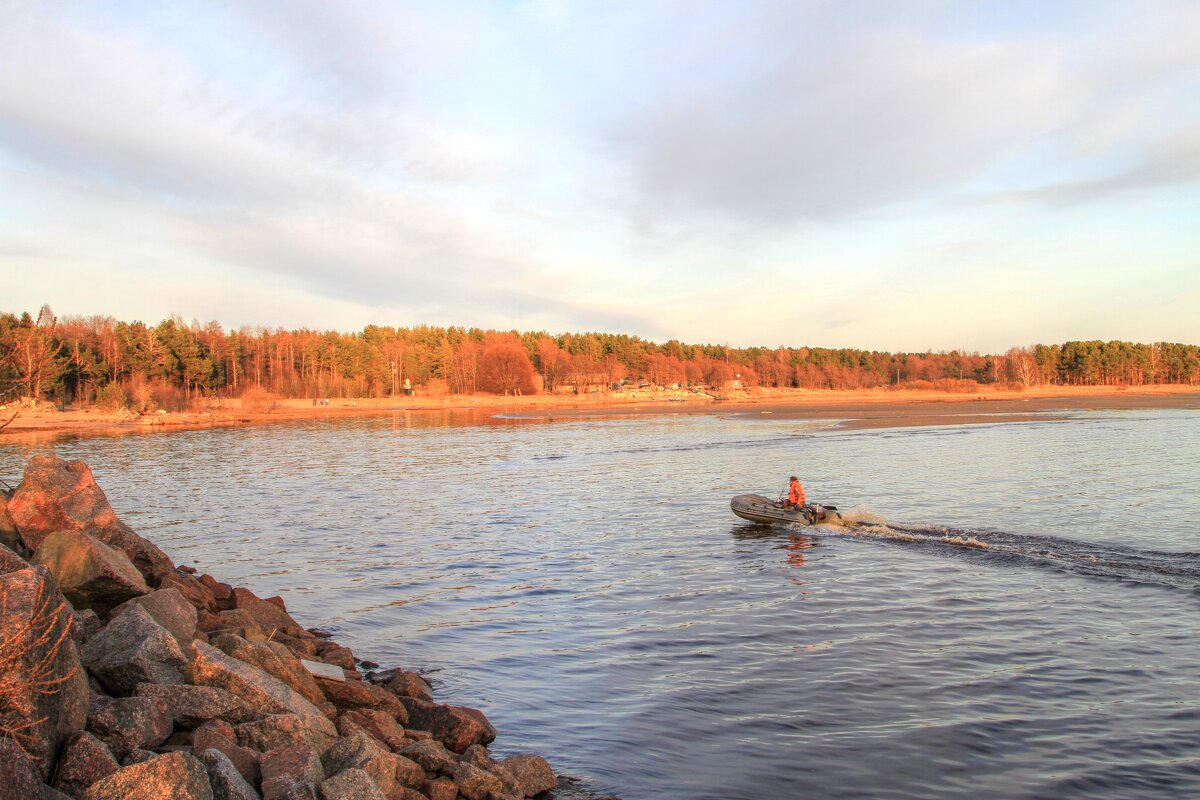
[86,694,173,758]
[383,672,433,704]
[211,633,326,709]
[318,768,386,800]
[50,731,121,798]
[135,683,258,730]
[318,679,407,724]
[113,587,198,646]
[193,719,261,787]
[188,641,336,748]
[82,603,187,695]
[337,709,406,751]
[397,739,458,775]
[159,571,219,614]
[398,698,495,754]
[236,714,318,754]
[82,751,213,800]
[231,588,306,638]
[320,733,398,797]
[452,762,505,800]
[498,754,556,797]
[0,565,89,777]
[33,530,149,615]
[197,748,262,800]
[9,455,173,585]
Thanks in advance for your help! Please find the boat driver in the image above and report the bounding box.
[785,476,806,510]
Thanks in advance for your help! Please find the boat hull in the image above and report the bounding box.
[730,494,841,526]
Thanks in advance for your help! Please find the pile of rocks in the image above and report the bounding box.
[0,455,559,800]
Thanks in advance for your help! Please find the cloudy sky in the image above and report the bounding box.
[2,1,1198,352]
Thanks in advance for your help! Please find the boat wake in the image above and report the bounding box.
[815,513,1200,592]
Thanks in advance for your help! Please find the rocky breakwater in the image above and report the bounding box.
[0,455,575,800]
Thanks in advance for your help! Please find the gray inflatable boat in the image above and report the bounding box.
[730,494,841,526]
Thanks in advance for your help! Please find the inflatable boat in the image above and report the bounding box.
[730,494,841,526]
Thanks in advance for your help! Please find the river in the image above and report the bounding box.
[2,408,1198,799]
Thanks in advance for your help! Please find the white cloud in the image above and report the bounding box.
[617,31,1074,222]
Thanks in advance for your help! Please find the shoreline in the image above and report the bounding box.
[3,385,1198,440]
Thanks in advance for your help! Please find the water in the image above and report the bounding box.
[3,409,1199,799]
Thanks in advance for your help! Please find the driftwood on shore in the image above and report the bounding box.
[0,455,572,800]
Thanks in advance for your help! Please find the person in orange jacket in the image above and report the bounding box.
[785,475,806,510]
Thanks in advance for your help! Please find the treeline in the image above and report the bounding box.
[2,305,1199,409]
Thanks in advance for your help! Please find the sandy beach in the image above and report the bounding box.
[3,384,1198,439]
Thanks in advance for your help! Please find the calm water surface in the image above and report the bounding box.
[3,409,1199,799]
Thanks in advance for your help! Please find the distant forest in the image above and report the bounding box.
[2,305,1199,410]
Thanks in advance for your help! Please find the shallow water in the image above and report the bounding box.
[3,409,1199,799]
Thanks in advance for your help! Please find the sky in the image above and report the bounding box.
[2,0,1198,353]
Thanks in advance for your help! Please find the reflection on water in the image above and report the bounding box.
[2,409,1200,799]
[785,532,811,569]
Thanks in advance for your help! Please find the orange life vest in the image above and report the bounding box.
[789,480,805,507]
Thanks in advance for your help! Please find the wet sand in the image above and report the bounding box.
[2,385,1198,439]
[496,387,1200,431]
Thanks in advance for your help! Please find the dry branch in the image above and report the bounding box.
[0,582,79,761]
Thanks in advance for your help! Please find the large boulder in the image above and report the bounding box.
[50,731,121,797]
[452,762,505,800]
[201,609,265,639]
[210,634,327,709]
[235,714,314,754]
[459,744,493,771]
[82,751,213,800]
[82,603,187,695]
[197,748,261,800]
[392,753,427,791]
[135,683,257,730]
[317,678,407,723]
[193,720,261,787]
[260,745,324,800]
[8,456,121,551]
[200,575,235,610]
[316,642,356,672]
[189,642,336,748]
[397,739,458,775]
[86,694,173,758]
[269,632,321,660]
[261,745,323,784]
[33,529,149,614]
[384,672,433,704]
[113,587,198,646]
[423,778,458,800]
[92,522,175,588]
[0,565,89,777]
[336,709,406,751]
[499,755,556,798]
[398,698,495,754]
[319,767,387,800]
[320,733,399,797]
[9,456,173,584]
[231,588,308,638]
[159,571,219,614]
[486,762,524,800]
